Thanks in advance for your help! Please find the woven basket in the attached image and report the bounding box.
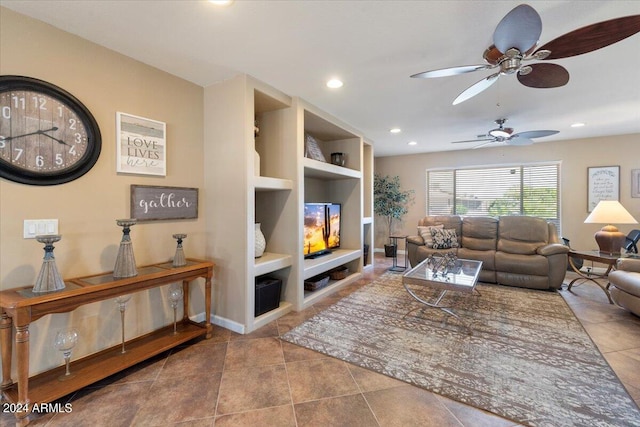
[329,267,349,280]
[304,275,330,291]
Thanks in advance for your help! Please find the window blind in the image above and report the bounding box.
[426,163,560,231]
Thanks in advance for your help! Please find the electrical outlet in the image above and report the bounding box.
[23,219,59,239]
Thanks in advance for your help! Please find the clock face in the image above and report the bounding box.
[0,76,101,185]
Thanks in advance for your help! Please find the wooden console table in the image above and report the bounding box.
[0,258,213,426]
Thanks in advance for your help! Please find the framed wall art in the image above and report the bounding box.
[130,185,198,221]
[632,169,640,198]
[304,133,326,162]
[116,112,166,176]
[587,166,619,212]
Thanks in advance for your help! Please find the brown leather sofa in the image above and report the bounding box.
[609,258,640,316]
[407,215,569,290]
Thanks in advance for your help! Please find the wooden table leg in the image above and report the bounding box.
[15,322,30,425]
[182,280,189,322]
[0,309,13,390]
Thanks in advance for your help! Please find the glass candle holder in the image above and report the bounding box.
[115,295,132,353]
[54,328,79,381]
[167,283,184,335]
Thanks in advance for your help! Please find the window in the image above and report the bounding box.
[426,162,560,231]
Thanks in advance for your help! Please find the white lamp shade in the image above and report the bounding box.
[584,201,638,225]
[584,201,637,254]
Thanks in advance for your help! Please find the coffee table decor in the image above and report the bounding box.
[282,272,640,427]
[424,251,460,276]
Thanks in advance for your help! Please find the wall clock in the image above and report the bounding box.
[0,75,101,185]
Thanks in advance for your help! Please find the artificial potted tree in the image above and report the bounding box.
[374,174,415,257]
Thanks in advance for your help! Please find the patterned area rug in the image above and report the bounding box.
[281,272,640,427]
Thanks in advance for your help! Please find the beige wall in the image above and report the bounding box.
[374,134,640,252]
[1,8,205,375]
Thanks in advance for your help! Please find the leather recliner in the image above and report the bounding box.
[609,258,640,317]
[407,215,569,290]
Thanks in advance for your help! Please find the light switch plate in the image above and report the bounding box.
[23,219,59,239]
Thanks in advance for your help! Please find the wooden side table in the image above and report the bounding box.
[389,235,408,272]
[0,258,213,426]
[566,250,618,303]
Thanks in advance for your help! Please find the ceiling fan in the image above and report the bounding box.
[452,119,559,148]
[411,4,640,105]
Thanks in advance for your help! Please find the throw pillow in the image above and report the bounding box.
[418,224,443,247]
[430,228,460,249]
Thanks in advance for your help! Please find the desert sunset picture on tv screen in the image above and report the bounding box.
[303,203,340,256]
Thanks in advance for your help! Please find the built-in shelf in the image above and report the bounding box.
[303,248,361,280]
[254,252,293,276]
[205,76,372,334]
[303,158,362,180]
[303,272,361,307]
[254,176,293,191]
[253,301,293,330]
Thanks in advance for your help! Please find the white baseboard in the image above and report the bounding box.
[189,312,207,323]
[211,313,245,334]
[189,312,244,334]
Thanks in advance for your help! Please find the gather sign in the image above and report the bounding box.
[130,185,198,221]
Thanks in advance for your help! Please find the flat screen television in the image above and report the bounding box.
[303,202,341,258]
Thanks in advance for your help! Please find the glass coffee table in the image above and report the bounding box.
[402,256,482,330]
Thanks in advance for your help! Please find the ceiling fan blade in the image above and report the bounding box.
[473,141,499,149]
[483,45,504,65]
[493,4,542,54]
[411,64,491,78]
[537,15,640,60]
[517,63,569,88]
[452,72,500,105]
[451,138,494,144]
[507,137,534,146]
[514,130,559,139]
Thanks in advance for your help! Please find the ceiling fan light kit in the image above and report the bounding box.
[489,129,511,138]
[452,118,559,149]
[411,4,640,105]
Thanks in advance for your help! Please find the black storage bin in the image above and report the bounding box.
[255,277,282,316]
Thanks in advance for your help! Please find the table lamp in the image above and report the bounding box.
[584,200,638,254]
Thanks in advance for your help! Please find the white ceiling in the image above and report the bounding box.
[3,0,639,157]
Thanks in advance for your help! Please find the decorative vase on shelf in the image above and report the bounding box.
[255,223,266,258]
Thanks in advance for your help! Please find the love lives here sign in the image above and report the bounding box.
[130,185,198,221]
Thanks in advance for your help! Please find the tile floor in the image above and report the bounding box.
[2,254,640,426]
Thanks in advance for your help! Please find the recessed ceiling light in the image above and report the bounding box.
[571,122,585,128]
[408,141,417,146]
[208,0,234,5]
[390,128,401,134]
[326,79,343,89]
